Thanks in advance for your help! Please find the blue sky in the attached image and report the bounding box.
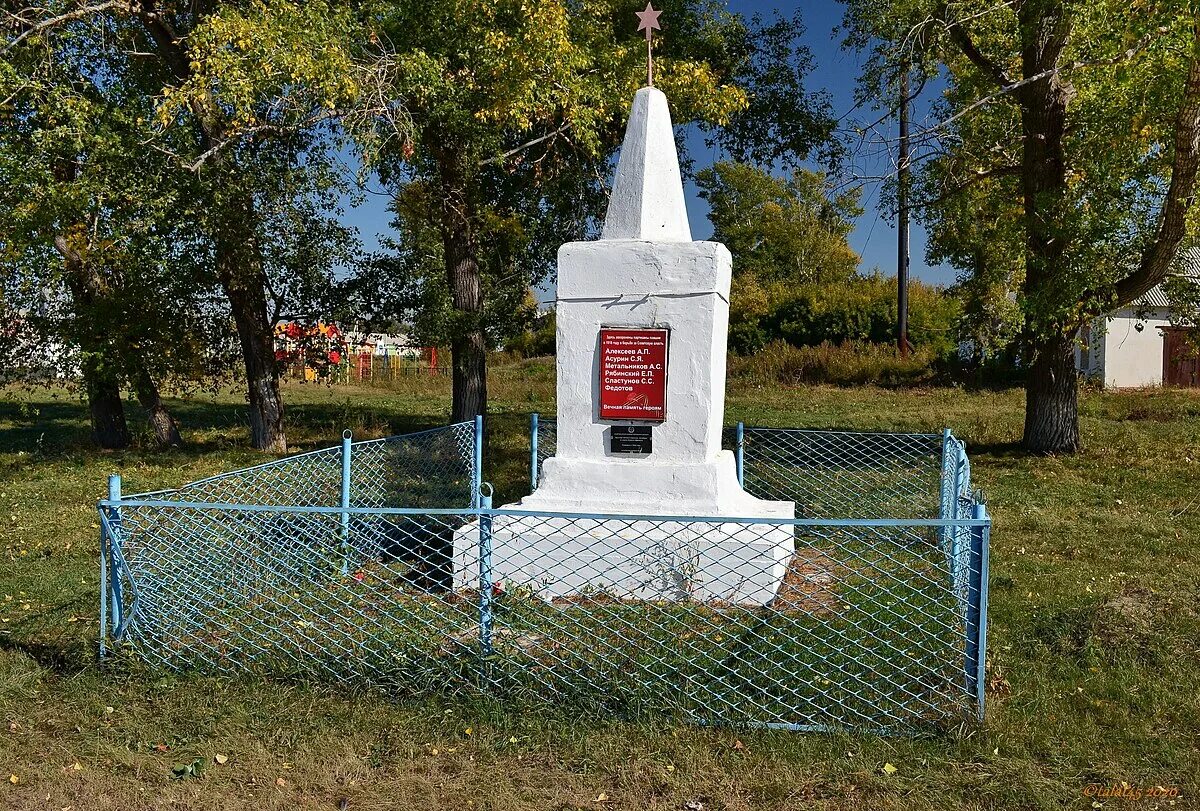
[338,1,956,287]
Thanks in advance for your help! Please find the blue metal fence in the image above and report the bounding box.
[99,416,990,730]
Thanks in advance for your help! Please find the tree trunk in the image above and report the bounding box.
[1023,332,1080,454]
[438,152,487,423]
[129,362,183,448]
[214,197,287,453]
[82,357,130,450]
[1018,1,1076,452]
[132,15,286,452]
[52,229,130,450]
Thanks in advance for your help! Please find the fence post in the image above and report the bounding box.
[951,436,965,579]
[472,415,483,510]
[99,511,109,659]
[478,488,494,659]
[530,412,539,491]
[965,501,990,720]
[735,422,745,487]
[340,430,353,575]
[105,474,123,642]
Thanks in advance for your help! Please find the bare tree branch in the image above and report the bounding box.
[904,25,1169,145]
[479,124,572,167]
[182,108,341,172]
[3,1,128,54]
[918,163,1022,207]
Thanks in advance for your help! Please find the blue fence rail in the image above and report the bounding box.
[99,416,990,730]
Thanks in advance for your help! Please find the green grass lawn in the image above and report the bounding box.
[1,365,1198,809]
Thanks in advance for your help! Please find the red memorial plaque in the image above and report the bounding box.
[598,327,669,422]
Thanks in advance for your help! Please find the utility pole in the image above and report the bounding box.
[897,66,910,359]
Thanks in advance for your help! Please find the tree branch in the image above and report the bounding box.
[479,124,572,167]
[920,163,1022,207]
[1113,20,1200,307]
[911,26,1169,143]
[3,1,128,54]
[942,2,1014,89]
[182,108,341,172]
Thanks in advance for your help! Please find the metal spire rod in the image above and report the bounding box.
[635,2,661,87]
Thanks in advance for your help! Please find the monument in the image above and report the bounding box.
[452,14,795,604]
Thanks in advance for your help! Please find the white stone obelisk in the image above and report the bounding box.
[453,87,794,605]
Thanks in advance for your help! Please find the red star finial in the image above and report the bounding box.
[635,2,661,86]
[635,2,661,40]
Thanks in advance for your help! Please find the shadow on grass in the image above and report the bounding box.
[0,392,464,458]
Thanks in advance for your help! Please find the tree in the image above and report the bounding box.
[842,1,1200,453]
[364,0,835,421]
[344,181,541,354]
[696,161,862,284]
[5,1,366,451]
[0,11,217,447]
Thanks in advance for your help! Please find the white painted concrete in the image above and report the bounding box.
[454,86,794,606]
[453,516,794,606]
[601,87,691,242]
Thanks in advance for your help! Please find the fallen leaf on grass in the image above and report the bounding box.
[275,777,286,787]
[731,739,745,751]
[595,792,608,802]
[881,762,898,776]
[8,774,18,785]
[213,754,228,765]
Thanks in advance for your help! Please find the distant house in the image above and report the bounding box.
[1077,250,1200,388]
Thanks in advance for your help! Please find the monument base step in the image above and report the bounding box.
[453,514,795,606]
[521,451,793,518]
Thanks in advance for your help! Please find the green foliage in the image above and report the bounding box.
[0,13,226,389]
[728,273,960,356]
[506,311,557,359]
[1,0,364,397]
[842,0,1200,342]
[358,0,836,376]
[340,181,539,349]
[369,0,750,167]
[157,1,363,132]
[697,161,862,285]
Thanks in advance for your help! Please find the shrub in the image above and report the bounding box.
[728,340,942,387]
[729,273,959,357]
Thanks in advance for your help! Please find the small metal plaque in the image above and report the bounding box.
[609,425,652,455]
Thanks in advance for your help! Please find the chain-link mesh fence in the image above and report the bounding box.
[128,422,477,509]
[735,427,945,518]
[101,417,989,731]
[533,418,949,518]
